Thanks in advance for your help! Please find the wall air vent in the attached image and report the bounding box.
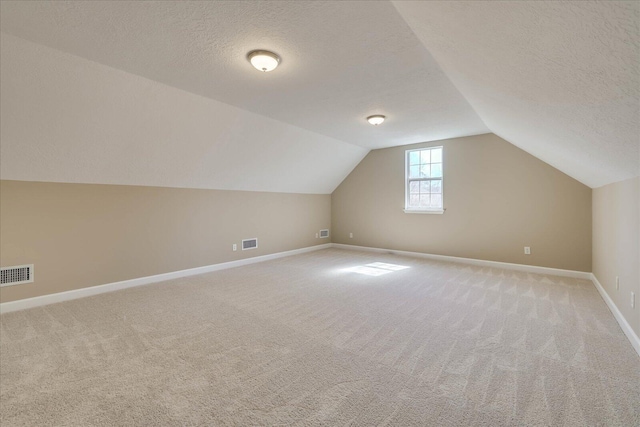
[242,238,258,250]
[1,264,34,287]
[319,229,330,238]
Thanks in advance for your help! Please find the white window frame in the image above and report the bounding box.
[404,146,444,214]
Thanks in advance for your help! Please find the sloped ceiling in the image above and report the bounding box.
[393,1,640,188]
[0,0,487,149]
[0,34,367,194]
[1,1,638,191]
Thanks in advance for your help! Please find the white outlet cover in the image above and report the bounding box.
[632,292,635,309]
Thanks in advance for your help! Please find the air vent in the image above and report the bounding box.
[242,238,258,250]
[319,229,330,238]
[1,264,34,287]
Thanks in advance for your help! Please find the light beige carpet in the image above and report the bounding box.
[1,248,639,426]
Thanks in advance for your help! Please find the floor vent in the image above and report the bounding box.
[319,229,330,238]
[1,264,34,287]
[242,238,258,250]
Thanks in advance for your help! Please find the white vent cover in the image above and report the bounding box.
[319,229,330,238]
[1,264,34,287]
[242,238,258,250]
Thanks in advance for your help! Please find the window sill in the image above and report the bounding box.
[403,209,445,215]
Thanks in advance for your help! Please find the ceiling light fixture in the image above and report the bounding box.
[247,50,280,72]
[367,115,386,126]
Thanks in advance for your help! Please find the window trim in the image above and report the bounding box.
[404,146,444,214]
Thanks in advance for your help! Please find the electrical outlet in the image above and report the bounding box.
[349,232,353,239]
[632,292,635,309]
[524,247,531,255]
[232,244,237,251]
[616,276,619,290]
[315,233,319,238]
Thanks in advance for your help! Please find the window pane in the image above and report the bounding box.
[409,151,420,165]
[406,147,443,211]
[431,163,442,178]
[431,148,442,163]
[420,150,430,164]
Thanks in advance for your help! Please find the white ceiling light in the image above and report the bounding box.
[247,50,280,72]
[367,115,386,125]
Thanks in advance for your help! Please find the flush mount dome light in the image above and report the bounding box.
[247,50,280,72]
[367,115,386,125]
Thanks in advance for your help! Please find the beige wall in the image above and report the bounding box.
[593,177,640,337]
[0,180,330,303]
[332,133,592,272]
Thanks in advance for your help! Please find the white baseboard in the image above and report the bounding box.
[331,243,592,279]
[0,243,331,314]
[590,273,640,357]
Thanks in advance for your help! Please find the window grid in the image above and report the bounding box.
[405,146,443,211]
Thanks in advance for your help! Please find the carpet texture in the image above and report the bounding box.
[1,248,639,426]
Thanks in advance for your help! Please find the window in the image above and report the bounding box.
[405,146,444,213]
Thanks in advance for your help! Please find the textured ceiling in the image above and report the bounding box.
[393,1,640,188]
[0,35,366,194]
[1,1,638,190]
[0,0,488,150]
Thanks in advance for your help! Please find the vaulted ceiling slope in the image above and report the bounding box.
[393,1,640,188]
[0,34,367,194]
[1,1,637,191]
[0,1,487,150]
